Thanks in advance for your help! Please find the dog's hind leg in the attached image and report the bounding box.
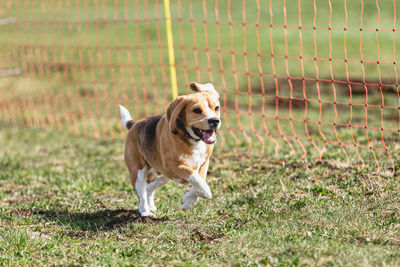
[133,166,153,217]
[147,176,169,212]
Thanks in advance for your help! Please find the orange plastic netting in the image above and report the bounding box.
[0,0,399,174]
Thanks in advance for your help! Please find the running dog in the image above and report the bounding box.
[119,82,221,217]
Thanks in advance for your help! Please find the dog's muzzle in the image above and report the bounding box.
[207,117,220,129]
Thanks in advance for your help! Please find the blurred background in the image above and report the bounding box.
[1,0,400,170]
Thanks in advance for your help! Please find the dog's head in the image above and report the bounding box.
[166,82,221,144]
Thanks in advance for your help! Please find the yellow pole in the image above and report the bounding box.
[163,0,178,99]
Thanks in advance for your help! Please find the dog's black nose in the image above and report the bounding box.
[208,118,220,128]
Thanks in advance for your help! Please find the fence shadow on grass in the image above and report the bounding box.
[29,208,169,232]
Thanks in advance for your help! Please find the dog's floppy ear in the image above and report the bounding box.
[166,96,186,134]
[190,82,219,97]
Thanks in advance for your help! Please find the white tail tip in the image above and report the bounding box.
[119,105,133,130]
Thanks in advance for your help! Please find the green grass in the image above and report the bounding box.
[1,124,400,265]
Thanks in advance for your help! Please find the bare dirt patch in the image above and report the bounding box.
[348,237,400,247]
[191,228,224,243]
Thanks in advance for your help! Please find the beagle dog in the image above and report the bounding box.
[119,82,221,217]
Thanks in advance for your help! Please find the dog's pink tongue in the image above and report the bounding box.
[202,130,217,144]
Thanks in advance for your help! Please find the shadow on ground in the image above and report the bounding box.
[13,208,169,231]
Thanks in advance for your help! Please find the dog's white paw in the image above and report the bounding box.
[188,173,212,199]
[203,185,212,199]
[196,183,212,199]
[148,202,157,212]
[140,210,155,217]
[181,192,199,210]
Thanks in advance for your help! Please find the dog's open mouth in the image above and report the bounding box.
[192,127,217,144]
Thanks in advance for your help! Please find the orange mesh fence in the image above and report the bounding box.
[1,0,400,174]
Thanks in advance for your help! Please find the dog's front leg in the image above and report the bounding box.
[181,186,199,210]
[187,172,212,199]
[189,158,212,199]
[181,172,212,210]
[171,165,212,210]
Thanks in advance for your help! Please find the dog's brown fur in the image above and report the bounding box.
[121,82,220,216]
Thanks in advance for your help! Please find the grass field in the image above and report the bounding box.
[2,0,400,265]
[1,124,400,265]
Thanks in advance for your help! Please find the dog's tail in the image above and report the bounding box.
[119,105,135,130]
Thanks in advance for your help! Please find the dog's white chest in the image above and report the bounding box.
[180,142,207,170]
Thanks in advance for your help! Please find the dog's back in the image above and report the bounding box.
[135,115,163,161]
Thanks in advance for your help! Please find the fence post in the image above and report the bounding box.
[163,0,178,100]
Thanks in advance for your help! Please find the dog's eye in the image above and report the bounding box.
[215,106,220,111]
[193,108,202,114]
